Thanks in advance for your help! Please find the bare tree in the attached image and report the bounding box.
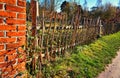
[118,0,120,8]
[54,0,61,11]
[40,0,61,11]
[50,0,55,11]
[96,0,102,7]
[83,0,88,10]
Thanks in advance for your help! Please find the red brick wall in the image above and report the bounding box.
[0,0,26,77]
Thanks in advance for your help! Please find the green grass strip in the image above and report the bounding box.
[43,31,120,78]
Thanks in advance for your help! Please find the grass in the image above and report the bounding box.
[42,31,120,78]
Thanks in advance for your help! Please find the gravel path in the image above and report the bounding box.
[97,50,120,78]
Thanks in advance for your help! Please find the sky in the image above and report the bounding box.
[27,0,120,12]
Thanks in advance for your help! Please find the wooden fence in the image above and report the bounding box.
[25,0,120,77]
[26,5,101,60]
[26,1,120,77]
[26,1,101,76]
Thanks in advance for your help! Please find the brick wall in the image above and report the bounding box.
[0,0,26,77]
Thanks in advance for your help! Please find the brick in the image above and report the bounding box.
[17,13,26,19]
[8,54,17,61]
[13,64,19,70]
[17,62,26,71]
[2,71,17,78]
[2,66,13,73]
[0,4,3,9]
[6,19,26,25]
[9,60,16,67]
[0,18,3,23]
[18,0,26,7]
[0,0,16,5]
[0,56,4,62]
[7,50,16,55]
[0,38,16,43]
[0,60,16,73]
[18,37,26,42]
[2,73,12,78]
[0,32,4,37]
[0,25,16,31]
[7,32,26,37]
[0,51,7,56]
[0,60,16,70]
[0,62,7,68]
[0,50,16,56]
[6,43,24,50]
[8,69,16,76]
[0,45,4,50]
[7,60,16,65]
[6,5,26,13]
[18,26,26,31]
[0,11,16,18]
[18,57,26,63]
[18,47,24,53]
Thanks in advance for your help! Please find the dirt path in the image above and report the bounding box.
[97,50,120,78]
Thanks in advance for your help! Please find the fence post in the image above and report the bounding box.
[31,0,37,37]
[31,0,37,74]
[99,20,103,36]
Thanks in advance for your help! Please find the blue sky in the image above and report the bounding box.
[27,0,120,12]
